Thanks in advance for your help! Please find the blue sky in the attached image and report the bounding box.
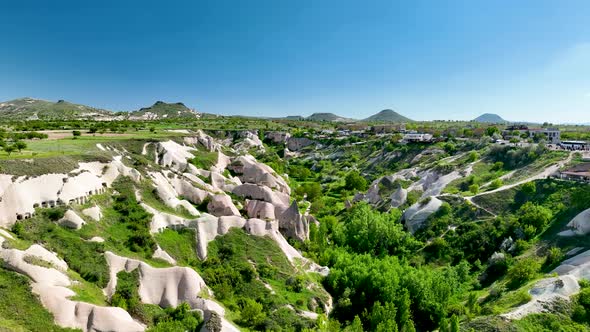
[1,1,589,122]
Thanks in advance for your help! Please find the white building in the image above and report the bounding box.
[403,132,433,142]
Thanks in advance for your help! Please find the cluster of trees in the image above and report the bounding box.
[487,144,546,169]
[112,181,157,256]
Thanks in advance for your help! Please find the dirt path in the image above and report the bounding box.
[469,151,574,198]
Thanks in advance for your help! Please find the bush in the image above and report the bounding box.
[544,247,564,268]
[239,298,266,328]
[344,171,367,191]
[490,179,503,190]
[507,258,540,289]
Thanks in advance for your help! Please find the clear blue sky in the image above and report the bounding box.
[1,1,589,123]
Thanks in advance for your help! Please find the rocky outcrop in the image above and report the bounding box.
[503,249,590,320]
[82,206,102,221]
[58,210,86,229]
[390,187,407,208]
[403,197,443,233]
[278,201,311,242]
[265,131,291,144]
[105,252,239,331]
[558,208,590,236]
[207,194,240,217]
[0,235,143,332]
[286,137,315,151]
[229,155,290,194]
[155,140,196,172]
[246,200,276,220]
[0,159,133,227]
[235,131,265,152]
[184,130,220,152]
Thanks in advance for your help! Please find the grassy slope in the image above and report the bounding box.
[0,267,81,332]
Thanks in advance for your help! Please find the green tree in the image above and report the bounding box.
[239,298,266,328]
[3,145,16,156]
[345,171,367,191]
[507,258,540,288]
[342,203,419,257]
[468,184,479,195]
[14,141,27,152]
[370,302,398,332]
[485,126,500,137]
[518,202,552,235]
[72,130,82,139]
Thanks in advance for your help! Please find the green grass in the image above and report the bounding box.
[443,159,510,195]
[503,150,568,185]
[67,270,108,306]
[0,267,81,332]
[16,216,111,288]
[193,228,327,329]
[0,154,110,176]
[155,228,199,266]
[189,151,218,170]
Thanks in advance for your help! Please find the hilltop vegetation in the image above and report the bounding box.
[363,109,412,122]
[0,98,112,120]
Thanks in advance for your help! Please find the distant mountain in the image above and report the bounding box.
[284,115,305,121]
[129,101,199,120]
[473,113,508,123]
[363,109,412,122]
[0,97,113,120]
[306,113,354,122]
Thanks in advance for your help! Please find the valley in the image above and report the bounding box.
[0,110,590,332]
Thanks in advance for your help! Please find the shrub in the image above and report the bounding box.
[507,258,540,289]
[344,171,367,191]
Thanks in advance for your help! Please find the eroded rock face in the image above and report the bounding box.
[229,155,290,194]
[207,194,240,217]
[558,208,590,236]
[149,172,200,216]
[232,184,290,213]
[0,159,129,228]
[390,187,407,208]
[105,252,239,332]
[403,197,443,233]
[155,140,196,172]
[286,137,315,151]
[58,210,86,230]
[184,130,220,152]
[0,235,144,332]
[265,131,291,144]
[278,201,311,242]
[246,200,276,220]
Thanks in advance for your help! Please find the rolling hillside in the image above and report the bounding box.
[473,113,508,123]
[363,109,412,122]
[128,101,200,120]
[0,98,113,120]
[306,112,353,122]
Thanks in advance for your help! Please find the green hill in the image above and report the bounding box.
[128,101,199,120]
[0,97,113,120]
[306,112,353,122]
[473,113,508,123]
[363,109,412,122]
